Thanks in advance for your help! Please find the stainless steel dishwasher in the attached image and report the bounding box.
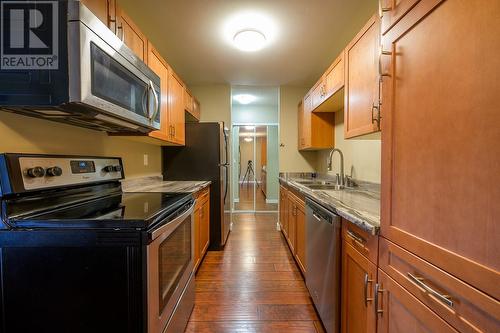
[305,198,341,333]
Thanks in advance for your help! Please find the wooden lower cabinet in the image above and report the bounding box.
[286,195,296,254]
[279,185,306,274]
[376,269,459,333]
[294,198,306,274]
[341,241,377,333]
[194,188,210,272]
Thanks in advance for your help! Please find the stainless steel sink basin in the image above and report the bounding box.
[305,184,343,191]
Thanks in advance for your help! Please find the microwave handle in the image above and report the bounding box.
[148,80,159,122]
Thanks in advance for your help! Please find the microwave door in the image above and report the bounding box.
[68,18,160,131]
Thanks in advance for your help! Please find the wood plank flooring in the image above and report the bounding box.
[185,213,324,333]
[234,184,279,211]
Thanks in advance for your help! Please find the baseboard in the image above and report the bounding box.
[266,199,278,204]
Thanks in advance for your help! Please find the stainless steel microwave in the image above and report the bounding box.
[0,1,160,133]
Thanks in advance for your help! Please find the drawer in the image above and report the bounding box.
[342,221,378,265]
[379,238,500,333]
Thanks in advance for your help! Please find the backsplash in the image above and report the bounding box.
[0,112,162,178]
[316,111,381,183]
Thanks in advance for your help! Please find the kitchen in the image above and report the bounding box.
[0,0,498,333]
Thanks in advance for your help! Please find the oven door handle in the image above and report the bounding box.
[150,200,195,240]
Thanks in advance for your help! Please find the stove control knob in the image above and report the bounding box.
[46,166,63,177]
[26,166,45,178]
[103,165,122,173]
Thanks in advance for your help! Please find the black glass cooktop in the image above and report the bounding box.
[7,192,192,230]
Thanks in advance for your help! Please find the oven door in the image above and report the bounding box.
[67,2,160,131]
[147,202,195,333]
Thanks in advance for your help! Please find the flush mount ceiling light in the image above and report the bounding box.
[233,29,266,52]
[244,125,255,130]
[233,94,257,105]
[222,11,278,52]
[244,137,253,142]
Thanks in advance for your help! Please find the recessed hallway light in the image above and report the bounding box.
[233,94,257,105]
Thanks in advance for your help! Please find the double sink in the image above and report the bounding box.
[294,179,348,191]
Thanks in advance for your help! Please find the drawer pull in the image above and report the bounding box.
[374,283,385,315]
[407,273,454,308]
[347,229,366,247]
[364,273,374,306]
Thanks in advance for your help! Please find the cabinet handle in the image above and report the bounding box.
[364,273,374,306]
[371,103,381,128]
[116,23,124,41]
[378,0,394,17]
[407,273,454,308]
[374,283,385,315]
[347,229,366,247]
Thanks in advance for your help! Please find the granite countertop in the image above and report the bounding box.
[279,173,380,235]
[121,176,211,194]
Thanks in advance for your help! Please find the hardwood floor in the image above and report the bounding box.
[234,184,279,211]
[185,213,324,333]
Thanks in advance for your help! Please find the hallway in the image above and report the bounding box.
[185,213,323,333]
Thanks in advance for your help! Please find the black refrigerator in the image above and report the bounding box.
[162,122,231,250]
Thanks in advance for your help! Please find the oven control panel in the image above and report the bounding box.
[18,156,124,191]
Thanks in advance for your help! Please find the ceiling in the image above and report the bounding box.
[117,0,377,86]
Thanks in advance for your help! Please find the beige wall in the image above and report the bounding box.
[279,86,318,172]
[0,112,161,178]
[190,84,231,125]
[316,111,381,183]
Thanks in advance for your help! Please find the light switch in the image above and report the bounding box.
[143,154,149,166]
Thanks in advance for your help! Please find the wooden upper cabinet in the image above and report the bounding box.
[344,13,380,138]
[380,0,500,300]
[168,72,186,145]
[324,52,345,99]
[146,42,171,142]
[376,270,459,333]
[191,98,201,121]
[380,0,420,35]
[298,94,335,151]
[311,80,325,111]
[184,89,193,113]
[115,4,147,61]
[341,242,377,333]
[81,0,116,31]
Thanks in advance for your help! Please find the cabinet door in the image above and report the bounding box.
[286,197,296,253]
[193,206,201,272]
[200,200,210,256]
[299,95,312,149]
[146,42,171,142]
[295,201,306,274]
[324,52,345,98]
[380,0,500,299]
[115,5,147,61]
[341,242,377,333]
[380,0,420,35]
[344,14,380,138]
[192,98,201,121]
[311,80,325,110]
[168,72,186,145]
[376,270,459,333]
[81,0,115,30]
[279,186,289,237]
[184,89,193,113]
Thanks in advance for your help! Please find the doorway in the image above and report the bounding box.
[231,86,279,213]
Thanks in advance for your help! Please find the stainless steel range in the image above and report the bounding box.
[0,153,194,333]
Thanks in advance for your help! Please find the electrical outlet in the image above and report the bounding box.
[143,154,149,166]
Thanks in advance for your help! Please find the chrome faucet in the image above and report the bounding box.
[327,148,344,187]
